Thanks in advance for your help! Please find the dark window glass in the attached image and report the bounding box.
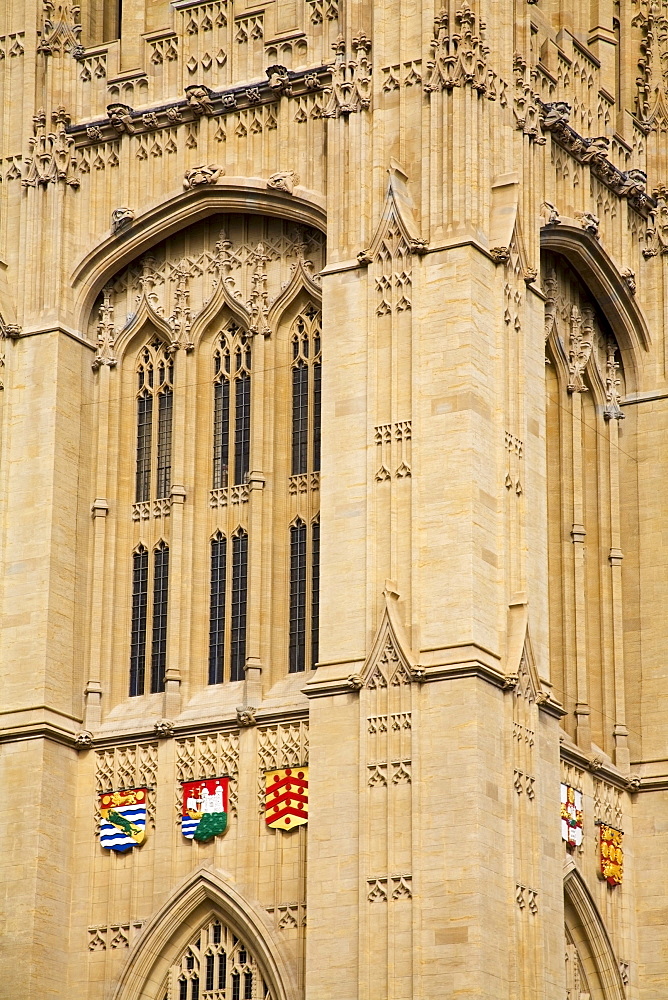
[156,387,173,499]
[213,379,230,489]
[191,977,199,1000]
[135,394,152,502]
[129,546,149,696]
[209,534,227,685]
[205,955,214,993]
[212,922,221,945]
[218,952,227,989]
[291,363,308,476]
[244,972,253,999]
[234,372,251,485]
[150,543,169,693]
[232,973,240,1000]
[179,979,187,1000]
[230,531,248,681]
[311,520,320,669]
[289,521,307,673]
[313,359,321,473]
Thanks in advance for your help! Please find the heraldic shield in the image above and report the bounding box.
[265,767,308,830]
[99,788,147,852]
[181,777,229,842]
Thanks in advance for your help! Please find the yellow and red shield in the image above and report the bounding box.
[598,823,623,885]
[264,767,308,831]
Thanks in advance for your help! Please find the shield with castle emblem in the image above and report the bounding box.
[265,767,308,830]
[181,777,229,842]
[99,788,148,852]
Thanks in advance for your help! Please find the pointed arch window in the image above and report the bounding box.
[291,305,321,477]
[160,917,271,1000]
[135,338,174,502]
[129,540,170,696]
[213,324,252,489]
[289,516,320,672]
[208,528,248,683]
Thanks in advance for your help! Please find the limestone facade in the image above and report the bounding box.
[1,0,668,997]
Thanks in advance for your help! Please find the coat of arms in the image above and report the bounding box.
[181,777,230,842]
[265,767,308,830]
[598,823,623,885]
[560,783,583,848]
[99,788,147,852]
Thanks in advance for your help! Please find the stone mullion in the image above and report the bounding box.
[570,390,591,749]
[607,416,629,769]
[164,348,187,717]
[84,363,112,731]
[244,333,266,705]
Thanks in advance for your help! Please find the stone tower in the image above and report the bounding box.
[1,0,667,997]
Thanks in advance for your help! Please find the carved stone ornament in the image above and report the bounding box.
[567,305,593,393]
[266,64,292,94]
[92,285,117,371]
[490,245,511,265]
[620,267,636,295]
[643,186,668,257]
[575,211,600,238]
[323,33,372,117]
[236,705,257,726]
[626,774,641,791]
[184,84,216,116]
[539,100,571,129]
[267,171,299,194]
[154,719,175,738]
[424,3,491,94]
[111,207,134,234]
[358,159,428,264]
[183,164,223,189]
[589,755,604,772]
[37,0,82,55]
[75,730,94,748]
[523,266,538,283]
[107,103,136,134]
[347,674,364,690]
[22,107,80,189]
[540,201,560,226]
[603,340,625,421]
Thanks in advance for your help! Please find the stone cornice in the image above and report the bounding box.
[67,64,331,149]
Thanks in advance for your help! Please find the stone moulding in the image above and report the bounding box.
[537,101,654,218]
[66,64,331,149]
[111,865,299,1000]
[71,180,326,332]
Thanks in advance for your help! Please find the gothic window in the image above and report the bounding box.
[213,324,252,489]
[161,916,272,1000]
[129,540,169,696]
[291,306,321,477]
[208,528,248,683]
[129,545,149,697]
[289,517,320,672]
[135,339,174,502]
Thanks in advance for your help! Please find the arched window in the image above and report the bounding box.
[213,324,252,489]
[135,339,174,503]
[291,306,321,478]
[289,516,320,672]
[160,916,273,1000]
[208,528,248,683]
[129,540,169,696]
[543,252,629,758]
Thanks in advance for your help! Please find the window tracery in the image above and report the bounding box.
[209,528,248,683]
[135,338,174,503]
[213,323,252,490]
[289,516,319,672]
[160,916,272,1000]
[129,541,170,696]
[290,305,321,478]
